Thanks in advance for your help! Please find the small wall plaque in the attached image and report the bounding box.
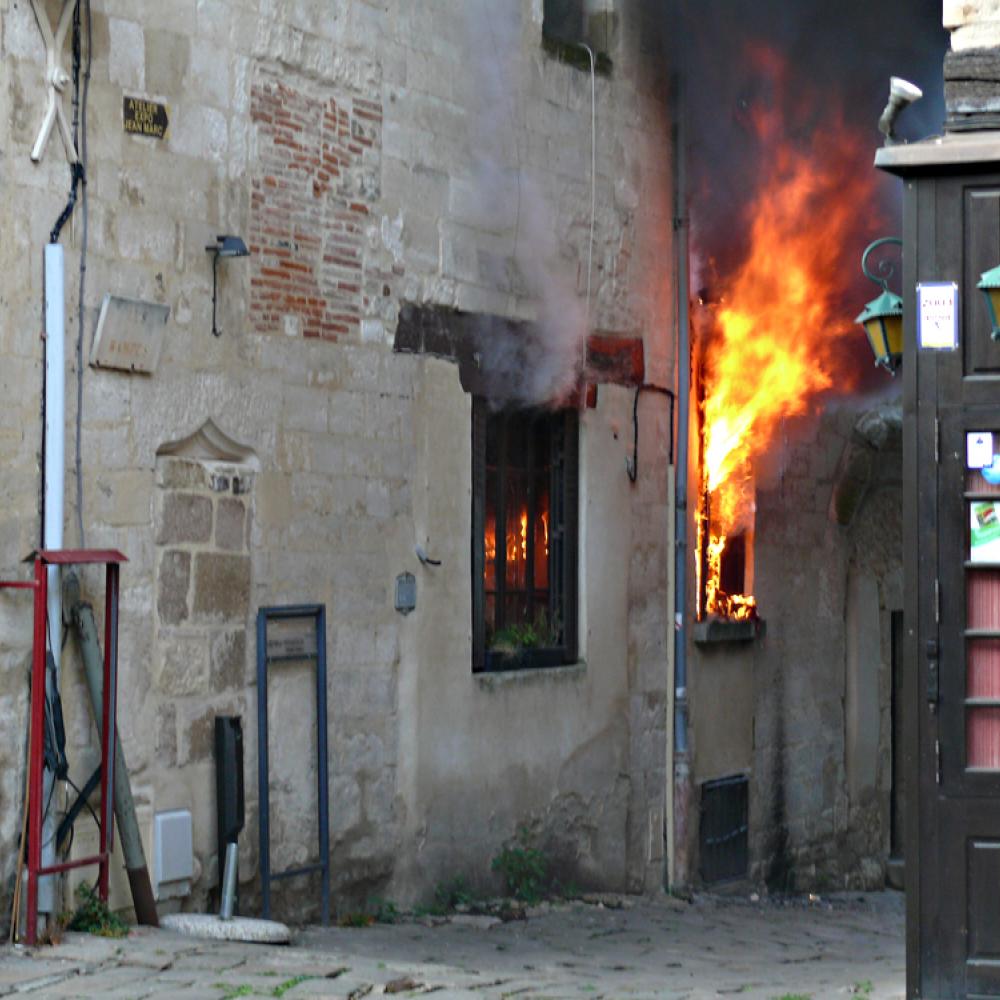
[264,618,319,660]
[395,572,417,615]
[968,432,995,470]
[123,96,170,139]
[90,294,169,374]
[917,281,959,351]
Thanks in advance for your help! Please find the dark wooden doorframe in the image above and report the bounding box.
[888,609,905,889]
[889,154,1000,998]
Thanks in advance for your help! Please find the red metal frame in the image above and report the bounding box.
[0,549,126,945]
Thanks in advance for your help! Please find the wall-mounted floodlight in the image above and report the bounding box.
[878,77,923,146]
[205,235,250,337]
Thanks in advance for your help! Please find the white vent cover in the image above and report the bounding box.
[154,809,193,891]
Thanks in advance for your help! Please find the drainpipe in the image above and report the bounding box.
[671,68,691,890]
[39,242,66,915]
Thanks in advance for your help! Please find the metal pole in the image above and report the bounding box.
[671,58,692,889]
[99,564,119,902]
[316,607,330,926]
[68,580,158,925]
[26,558,48,945]
[256,611,271,919]
[219,842,238,920]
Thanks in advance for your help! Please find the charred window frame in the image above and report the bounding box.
[472,398,579,673]
[542,0,614,74]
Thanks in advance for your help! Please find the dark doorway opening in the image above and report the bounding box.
[700,774,749,884]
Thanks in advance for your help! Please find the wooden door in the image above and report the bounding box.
[909,168,1000,998]
[932,406,1000,997]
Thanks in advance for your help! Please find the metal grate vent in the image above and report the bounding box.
[700,774,749,884]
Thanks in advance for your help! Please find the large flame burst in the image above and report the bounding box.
[697,47,885,620]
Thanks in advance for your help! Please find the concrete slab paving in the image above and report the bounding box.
[0,891,904,999]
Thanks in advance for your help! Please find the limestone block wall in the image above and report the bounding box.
[0,0,674,923]
[945,0,1000,51]
[750,406,901,891]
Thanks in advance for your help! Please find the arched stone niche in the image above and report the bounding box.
[836,405,903,884]
[151,419,258,770]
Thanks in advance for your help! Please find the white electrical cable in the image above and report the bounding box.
[579,43,597,327]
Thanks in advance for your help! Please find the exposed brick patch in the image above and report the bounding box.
[586,334,645,386]
[249,76,383,342]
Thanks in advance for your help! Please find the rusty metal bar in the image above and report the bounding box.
[22,550,127,944]
[38,853,108,877]
[25,557,47,946]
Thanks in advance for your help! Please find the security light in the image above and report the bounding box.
[210,235,249,259]
[205,235,250,336]
[878,77,923,146]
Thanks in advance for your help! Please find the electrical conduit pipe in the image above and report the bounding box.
[39,242,65,915]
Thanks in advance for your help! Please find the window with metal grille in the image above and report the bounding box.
[542,0,615,70]
[699,774,749,884]
[544,0,585,45]
[472,399,579,673]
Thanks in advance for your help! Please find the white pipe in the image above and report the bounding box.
[40,242,66,914]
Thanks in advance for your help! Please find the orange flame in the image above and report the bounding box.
[699,46,884,619]
[484,507,550,584]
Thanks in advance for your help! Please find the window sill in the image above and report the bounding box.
[542,34,613,76]
[693,617,766,645]
[480,647,571,672]
[474,660,586,689]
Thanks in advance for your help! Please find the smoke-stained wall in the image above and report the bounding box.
[0,0,675,922]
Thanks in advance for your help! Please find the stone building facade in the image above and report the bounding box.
[0,0,674,922]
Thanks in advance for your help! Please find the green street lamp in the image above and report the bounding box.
[977,263,1000,341]
[856,237,904,374]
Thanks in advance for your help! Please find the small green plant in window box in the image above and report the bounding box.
[488,612,563,668]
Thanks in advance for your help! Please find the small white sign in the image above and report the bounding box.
[917,282,959,351]
[968,432,995,469]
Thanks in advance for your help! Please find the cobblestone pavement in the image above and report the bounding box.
[0,891,904,999]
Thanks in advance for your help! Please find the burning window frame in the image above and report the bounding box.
[471,398,579,672]
[694,320,759,625]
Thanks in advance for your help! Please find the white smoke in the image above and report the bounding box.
[460,1,589,409]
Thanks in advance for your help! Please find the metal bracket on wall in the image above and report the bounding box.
[28,0,79,163]
[256,605,330,925]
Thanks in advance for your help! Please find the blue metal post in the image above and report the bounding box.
[315,606,330,926]
[256,610,271,918]
[257,605,329,923]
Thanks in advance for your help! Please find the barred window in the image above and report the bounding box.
[543,0,615,65]
[472,399,579,672]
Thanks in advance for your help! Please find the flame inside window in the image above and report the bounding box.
[697,473,757,623]
[483,410,558,649]
[691,45,884,623]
